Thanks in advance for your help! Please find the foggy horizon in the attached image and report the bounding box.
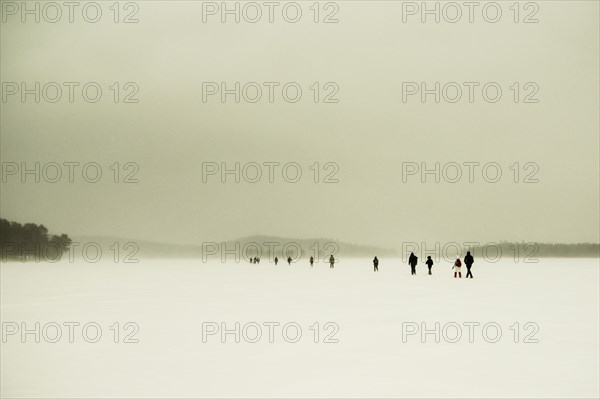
[2,2,599,249]
[59,230,600,248]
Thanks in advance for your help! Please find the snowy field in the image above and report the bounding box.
[1,258,599,398]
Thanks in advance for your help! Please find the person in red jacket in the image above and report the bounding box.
[453,258,462,278]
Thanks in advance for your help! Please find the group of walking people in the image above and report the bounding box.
[259,255,337,268]
[374,251,475,278]
[452,251,475,278]
[273,256,308,266]
[252,252,476,278]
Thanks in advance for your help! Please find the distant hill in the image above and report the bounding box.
[72,235,397,260]
[69,236,600,261]
[222,235,398,258]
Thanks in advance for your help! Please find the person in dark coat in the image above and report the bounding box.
[329,255,335,268]
[464,251,474,278]
[408,252,418,275]
[309,256,314,267]
[373,256,379,272]
[274,256,278,265]
[287,256,292,265]
[425,256,433,275]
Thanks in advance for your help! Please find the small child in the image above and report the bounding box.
[426,256,433,275]
[453,258,462,278]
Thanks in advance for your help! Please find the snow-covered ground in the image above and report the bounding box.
[1,258,599,398]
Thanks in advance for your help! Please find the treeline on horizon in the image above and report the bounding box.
[468,241,599,259]
[1,218,598,261]
[0,218,72,261]
[227,237,599,259]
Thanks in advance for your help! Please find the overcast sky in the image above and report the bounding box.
[1,1,598,247]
